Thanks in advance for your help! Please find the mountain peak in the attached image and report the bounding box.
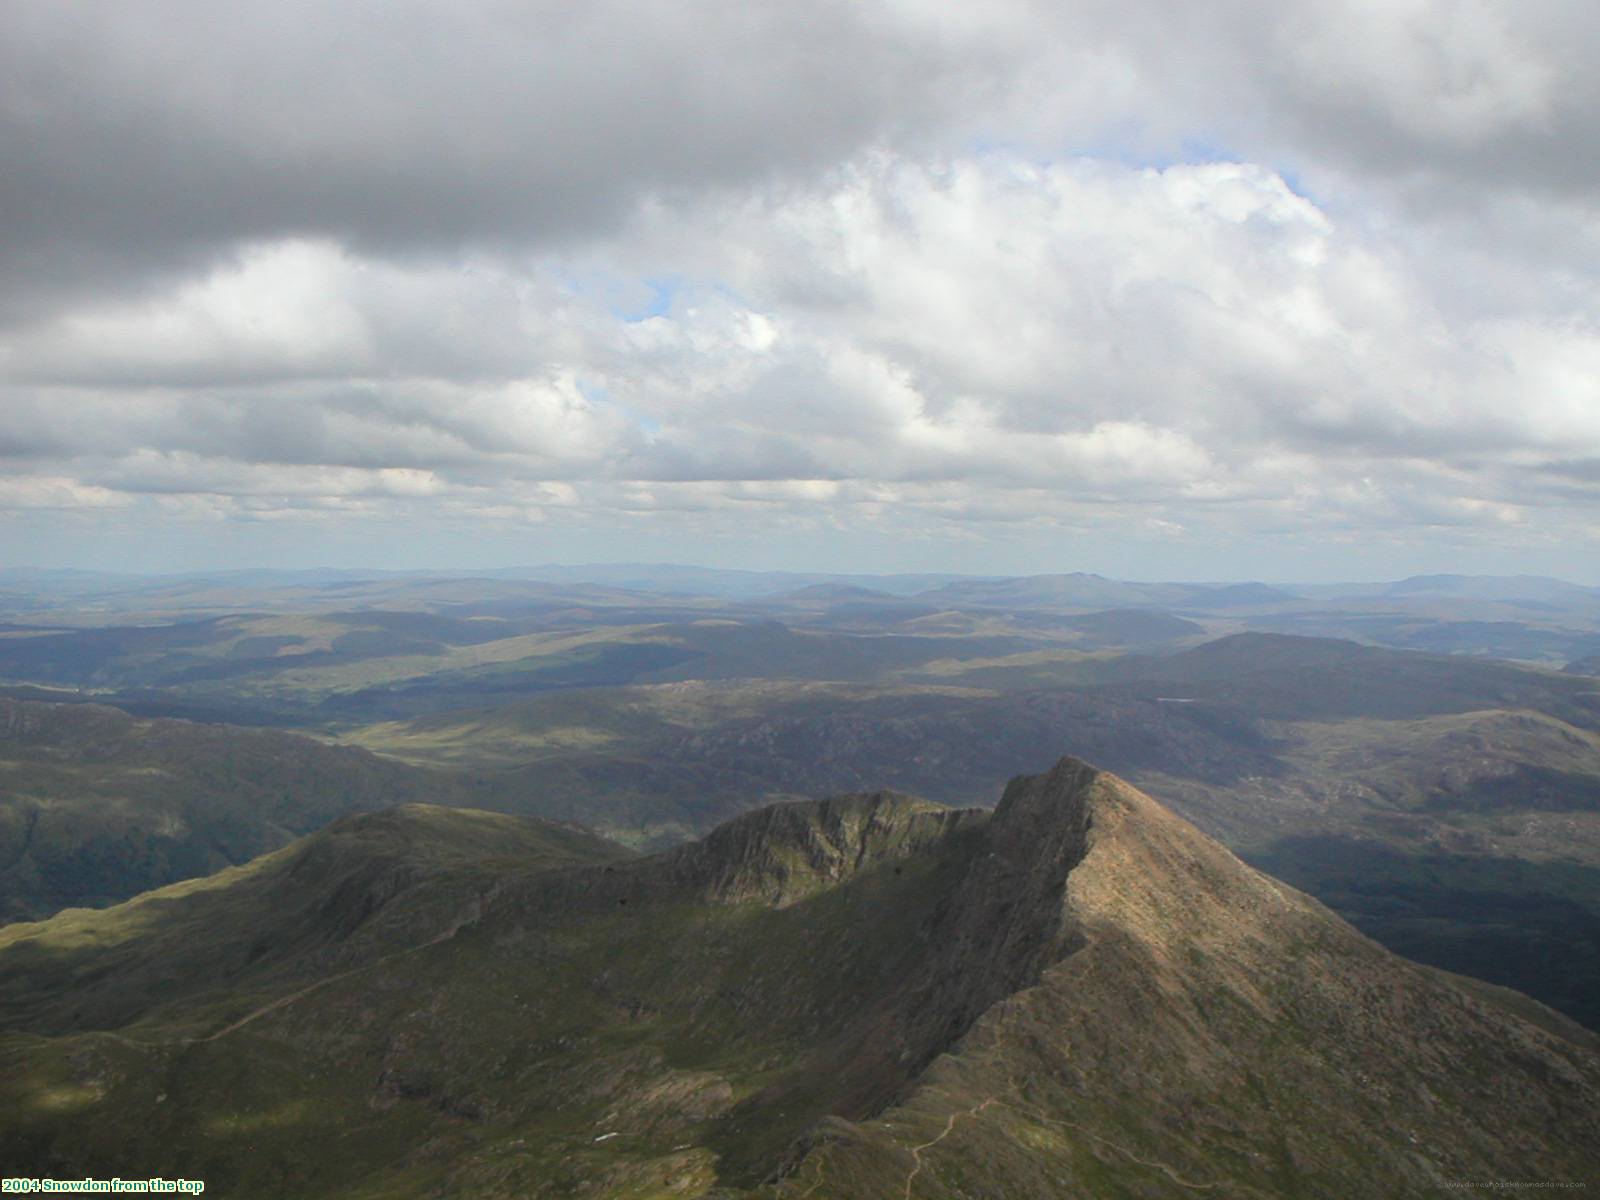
[991,753,1101,828]
[4,761,1597,1196]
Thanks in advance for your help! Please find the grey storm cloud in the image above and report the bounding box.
[1090,2,1600,198]
[10,1,1600,319]
[0,0,990,322]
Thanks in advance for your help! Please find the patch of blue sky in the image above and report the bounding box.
[577,379,662,436]
[1271,162,1323,207]
[1068,129,1244,170]
[614,276,682,323]
[548,269,684,322]
[960,125,1182,170]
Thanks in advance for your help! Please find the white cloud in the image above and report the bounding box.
[3,1,1600,574]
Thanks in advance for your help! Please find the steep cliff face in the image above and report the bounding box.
[661,789,984,905]
[782,761,1600,1197]
[2,760,1596,1198]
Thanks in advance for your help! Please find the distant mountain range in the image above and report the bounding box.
[3,562,1596,610]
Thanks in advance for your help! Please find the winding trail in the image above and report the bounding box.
[884,997,1215,1198]
[890,1001,1020,1199]
[793,1154,830,1199]
[194,909,479,1043]
[196,962,378,1043]
[82,902,484,1054]
[901,1096,1000,1199]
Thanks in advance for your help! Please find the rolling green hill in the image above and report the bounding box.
[0,698,528,923]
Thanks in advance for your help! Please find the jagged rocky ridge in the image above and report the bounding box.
[1,759,1596,1197]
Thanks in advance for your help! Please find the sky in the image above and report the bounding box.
[2,1,1599,582]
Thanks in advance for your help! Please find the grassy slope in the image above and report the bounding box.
[1,767,1595,1197]
[0,699,554,923]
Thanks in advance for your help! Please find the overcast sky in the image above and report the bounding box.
[3,1,1598,581]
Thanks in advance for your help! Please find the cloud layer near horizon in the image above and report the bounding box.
[3,1,1598,576]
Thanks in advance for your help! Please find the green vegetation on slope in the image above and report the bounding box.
[1,763,1594,1198]
[0,699,552,923]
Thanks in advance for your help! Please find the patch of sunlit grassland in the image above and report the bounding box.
[1,1035,105,1118]
[203,1099,313,1135]
[899,648,1111,690]
[0,852,286,955]
[236,625,675,698]
[345,719,626,767]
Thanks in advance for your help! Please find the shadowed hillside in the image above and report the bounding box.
[2,761,1594,1197]
[0,699,527,923]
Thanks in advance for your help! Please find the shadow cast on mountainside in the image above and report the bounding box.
[1248,834,1600,1031]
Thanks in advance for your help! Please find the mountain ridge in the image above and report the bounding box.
[3,759,1596,1196]
[0,697,541,923]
